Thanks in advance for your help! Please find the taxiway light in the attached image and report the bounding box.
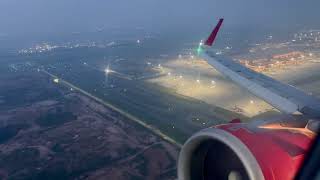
[53,78,59,83]
[105,68,111,74]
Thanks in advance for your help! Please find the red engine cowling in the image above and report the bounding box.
[178,116,316,180]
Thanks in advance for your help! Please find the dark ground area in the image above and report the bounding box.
[0,69,178,180]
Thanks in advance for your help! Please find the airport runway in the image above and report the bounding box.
[41,69,182,148]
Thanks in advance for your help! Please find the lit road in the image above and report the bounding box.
[41,69,182,148]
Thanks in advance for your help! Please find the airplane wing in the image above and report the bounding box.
[201,19,320,119]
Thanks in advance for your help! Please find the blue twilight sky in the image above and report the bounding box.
[0,0,319,36]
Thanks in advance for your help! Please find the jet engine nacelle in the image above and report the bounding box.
[178,116,316,180]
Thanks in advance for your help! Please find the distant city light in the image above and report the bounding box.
[53,78,59,83]
[83,62,87,65]
[179,75,183,79]
[309,53,313,57]
[70,88,74,91]
[211,80,216,84]
[196,79,200,83]
[158,64,162,68]
[250,100,254,104]
[178,54,182,59]
[167,72,171,76]
[137,40,140,44]
[191,55,194,59]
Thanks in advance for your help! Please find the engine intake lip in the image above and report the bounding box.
[178,128,265,180]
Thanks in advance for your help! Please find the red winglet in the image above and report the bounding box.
[205,18,224,46]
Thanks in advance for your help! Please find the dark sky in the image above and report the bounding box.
[0,0,319,36]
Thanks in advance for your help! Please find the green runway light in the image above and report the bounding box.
[197,46,202,55]
[197,41,204,55]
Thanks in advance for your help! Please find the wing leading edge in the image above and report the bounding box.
[201,19,320,118]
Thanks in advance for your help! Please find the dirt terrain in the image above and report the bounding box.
[0,71,178,180]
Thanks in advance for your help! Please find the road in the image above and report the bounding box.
[41,69,182,148]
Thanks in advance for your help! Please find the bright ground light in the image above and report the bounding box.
[105,68,111,74]
[53,78,59,83]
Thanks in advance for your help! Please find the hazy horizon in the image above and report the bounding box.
[0,0,319,36]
